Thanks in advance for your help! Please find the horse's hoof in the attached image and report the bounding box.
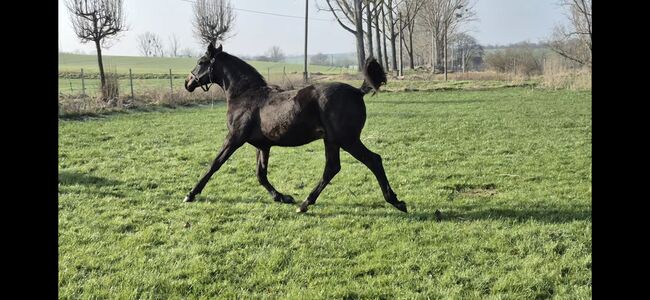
[274,194,295,204]
[296,202,309,213]
[392,201,408,213]
[183,195,195,203]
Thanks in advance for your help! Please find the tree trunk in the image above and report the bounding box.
[462,49,466,73]
[95,39,106,99]
[366,2,373,58]
[398,12,403,76]
[408,25,414,69]
[431,30,436,73]
[443,27,448,81]
[450,43,454,72]
[374,7,383,67]
[387,0,397,76]
[354,0,366,71]
[381,5,390,71]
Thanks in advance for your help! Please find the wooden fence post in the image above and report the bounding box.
[129,68,134,100]
[80,68,85,96]
[169,69,173,101]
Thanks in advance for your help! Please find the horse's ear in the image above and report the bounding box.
[207,42,216,57]
[207,42,223,58]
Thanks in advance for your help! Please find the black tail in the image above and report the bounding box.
[359,57,387,96]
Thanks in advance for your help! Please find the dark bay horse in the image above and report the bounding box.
[183,42,407,213]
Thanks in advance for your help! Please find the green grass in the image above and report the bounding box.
[59,53,350,75]
[58,78,182,96]
[59,87,591,298]
[59,76,536,97]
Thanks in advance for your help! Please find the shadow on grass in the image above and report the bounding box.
[59,171,122,187]
[182,190,591,224]
[310,202,591,224]
[406,207,591,223]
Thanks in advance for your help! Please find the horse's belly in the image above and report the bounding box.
[262,122,324,146]
[259,96,323,146]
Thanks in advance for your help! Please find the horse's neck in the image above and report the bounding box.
[222,68,267,100]
[225,82,270,105]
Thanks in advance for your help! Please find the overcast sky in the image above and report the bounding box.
[58,0,570,57]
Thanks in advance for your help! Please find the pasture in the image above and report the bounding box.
[58,87,591,298]
[59,53,354,97]
[59,53,351,75]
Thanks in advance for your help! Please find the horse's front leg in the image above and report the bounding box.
[183,133,244,202]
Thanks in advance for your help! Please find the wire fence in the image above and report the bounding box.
[58,65,356,98]
[57,65,358,117]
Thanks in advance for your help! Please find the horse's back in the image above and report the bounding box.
[255,82,368,147]
[257,86,324,147]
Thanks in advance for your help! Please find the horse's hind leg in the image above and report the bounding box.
[297,140,341,213]
[183,134,243,202]
[341,140,407,213]
[256,147,295,204]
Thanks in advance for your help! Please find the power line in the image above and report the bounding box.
[179,0,333,22]
[234,7,332,22]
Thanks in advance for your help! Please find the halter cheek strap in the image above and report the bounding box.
[196,58,215,92]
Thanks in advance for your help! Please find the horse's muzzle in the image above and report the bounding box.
[185,74,197,92]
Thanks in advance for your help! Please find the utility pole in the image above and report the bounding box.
[303,0,309,83]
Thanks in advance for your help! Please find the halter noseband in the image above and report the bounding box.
[192,58,215,92]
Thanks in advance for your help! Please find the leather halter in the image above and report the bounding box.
[191,58,215,92]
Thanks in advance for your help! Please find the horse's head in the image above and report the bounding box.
[185,42,223,92]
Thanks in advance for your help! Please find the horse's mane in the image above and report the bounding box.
[218,52,267,97]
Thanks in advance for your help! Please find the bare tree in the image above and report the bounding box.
[180,48,200,58]
[66,0,127,99]
[384,0,399,75]
[168,34,180,57]
[399,0,424,69]
[421,0,476,77]
[373,0,384,67]
[381,3,390,69]
[364,1,374,59]
[430,0,477,79]
[421,0,443,71]
[320,0,366,71]
[311,53,331,66]
[549,0,591,67]
[455,33,483,72]
[267,46,285,62]
[137,32,164,57]
[193,0,236,45]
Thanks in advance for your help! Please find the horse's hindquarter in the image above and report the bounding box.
[258,86,324,146]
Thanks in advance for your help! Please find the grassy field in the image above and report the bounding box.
[59,53,355,96]
[59,87,591,298]
[59,74,536,97]
[59,53,351,75]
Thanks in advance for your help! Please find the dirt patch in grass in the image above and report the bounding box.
[446,183,498,200]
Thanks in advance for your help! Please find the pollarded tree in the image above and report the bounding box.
[267,46,285,62]
[66,0,127,99]
[193,0,236,45]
